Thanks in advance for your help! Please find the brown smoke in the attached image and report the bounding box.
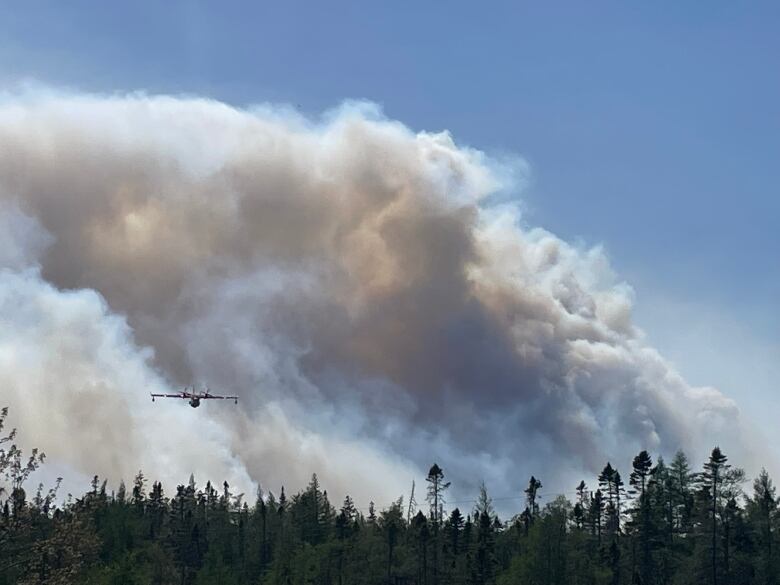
[0,89,744,502]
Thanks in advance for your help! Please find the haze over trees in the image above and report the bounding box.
[1,406,778,585]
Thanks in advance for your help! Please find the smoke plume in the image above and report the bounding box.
[0,89,745,505]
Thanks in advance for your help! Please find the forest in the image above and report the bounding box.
[1,405,778,585]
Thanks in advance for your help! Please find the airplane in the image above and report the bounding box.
[150,386,238,408]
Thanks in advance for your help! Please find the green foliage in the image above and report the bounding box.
[3,406,780,585]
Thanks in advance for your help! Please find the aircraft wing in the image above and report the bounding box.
[201,394,238,400]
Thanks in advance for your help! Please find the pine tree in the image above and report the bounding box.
[590,489,604,548]
[629,450,654,583]
[574,480,588,531]
[698,447,745,585]
[651,456,676,584]
[379,497,404,581]
[669,450,694,539]
[747,469,779,584]
[448,508,465,555]
[132,470,146,517]
[414,510,430,585]
[525,476,543,525]
[427,464,450,527]
[705,447,728,585]
[475,508,496,585]
[427,463,450,585]
[600,463,625,539]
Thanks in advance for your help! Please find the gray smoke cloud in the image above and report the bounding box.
[0,88,746,506]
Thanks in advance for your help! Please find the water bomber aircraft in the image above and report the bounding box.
[150,386,238,408]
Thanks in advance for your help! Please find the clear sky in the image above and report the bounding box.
[2,1,778,432]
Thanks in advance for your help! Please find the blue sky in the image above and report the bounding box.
[2,1,778,431]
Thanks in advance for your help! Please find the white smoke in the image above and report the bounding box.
[0,88,748,506]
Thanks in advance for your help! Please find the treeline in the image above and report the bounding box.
[1,407,779,585]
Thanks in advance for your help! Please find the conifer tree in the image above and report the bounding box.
[590,489,604,547]
[574,480,588,531]
[525,476,543,525]
[448,508,465,555]
[629,450,654,582]
[427,463,450,585]
[698,447,745,585]
[747,468,779,584]
[413,510,430,585]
